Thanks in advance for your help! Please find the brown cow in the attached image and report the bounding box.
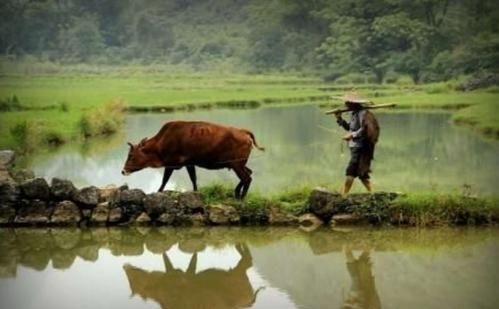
[121,121,264,199]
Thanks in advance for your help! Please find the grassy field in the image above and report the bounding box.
[1,72,499,151]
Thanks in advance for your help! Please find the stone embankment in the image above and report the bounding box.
[1,150,497,228]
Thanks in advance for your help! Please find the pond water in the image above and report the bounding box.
[0,227,498,309]
[25,105,499,195]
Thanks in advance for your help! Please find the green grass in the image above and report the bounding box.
[199,184,499,226]
[453,102,499,139]
[1,71,499,152]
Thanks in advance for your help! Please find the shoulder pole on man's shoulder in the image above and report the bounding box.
[324,103,397,115]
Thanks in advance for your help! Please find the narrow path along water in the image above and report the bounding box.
[24,104,499,195]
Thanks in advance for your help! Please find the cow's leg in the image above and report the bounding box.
[233,165,252,199]
[240,168,253,199]
[158,168,174,192]
[244,166,253,175]
[186,165,198,191]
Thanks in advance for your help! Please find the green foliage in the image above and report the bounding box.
[0,95,22,111]
[0,0,498,78]
[79,100,125,138]
[392,193,499,226]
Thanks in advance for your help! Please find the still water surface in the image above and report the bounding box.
[25,105,499,194]
[0,227,498,309]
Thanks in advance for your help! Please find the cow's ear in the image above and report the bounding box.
[139,137,148,147]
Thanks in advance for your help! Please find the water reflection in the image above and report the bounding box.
[1,227,498,309]
[124,243,263,309]
[343,248,380,309]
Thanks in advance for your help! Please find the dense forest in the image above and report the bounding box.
[1,0,498,82]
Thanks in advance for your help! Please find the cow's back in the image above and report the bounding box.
[155,121,253,167]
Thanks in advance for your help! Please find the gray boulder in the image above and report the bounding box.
[119,189,146,205]
[268,206,299,225]
[143,191,178,219]
[11,169,35,183]
[134,212,151,224]
[331,213,366,226]
[74,186,99,208]
[90,202,110,224]
[0,150,15,168]
[0,182,20,206]
[50,178,77,200]
[308,188,343,222]
[51,200,81,225]
[97,185,119,202]
[207,204,240,225]
[0,205,15,224]
[14,199,52,224]
[298,213,323,232]
[108,207,122,224]
[21,178,50,200]
[179,191,205,213]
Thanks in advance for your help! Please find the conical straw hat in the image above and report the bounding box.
[341,91,372,105]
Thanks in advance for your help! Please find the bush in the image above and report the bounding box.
[0,95,23,111]
[79,99,126,138]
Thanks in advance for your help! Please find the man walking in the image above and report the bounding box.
[334,93,379,195]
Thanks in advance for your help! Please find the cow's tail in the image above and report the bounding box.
[244,130,265,151]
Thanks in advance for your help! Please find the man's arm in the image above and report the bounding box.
[335,113,350,131]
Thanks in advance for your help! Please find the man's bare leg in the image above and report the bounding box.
[343,176,355,196]
[361,178,372,193]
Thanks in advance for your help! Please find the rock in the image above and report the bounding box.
[134,212,151,224]
[108,207,122,224]
[298,213,323,232]
[0,182,20,206]
[81,209,92,219]
[21,178,50,200]
[268,206,299,225]
[119,189,146,205]
[207,204,240,225]
[90,202,110,224]
[0,150,15,168]
[73,186,99,208]
[51,200,81,225]
[308,188,343,222]
[14,200,52,225]
[157,213,175,225]
[50,178,77,201]
[0,205,15,224]
[11,169,35,183]
[185,213,206,226]
[143,191,178,219]
[179,191,205,213]
[331,213,366,226]
[97,185,118,202]
[0,170,15,185]
[115,189,146,221]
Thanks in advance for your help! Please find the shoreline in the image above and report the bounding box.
[1,163,498,228]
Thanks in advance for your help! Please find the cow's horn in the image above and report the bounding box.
[139,137,148,146]
[127,142,133,149]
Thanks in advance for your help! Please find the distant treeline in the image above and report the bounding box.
[1,0,498,82]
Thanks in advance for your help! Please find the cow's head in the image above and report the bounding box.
[121,138,155,176]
